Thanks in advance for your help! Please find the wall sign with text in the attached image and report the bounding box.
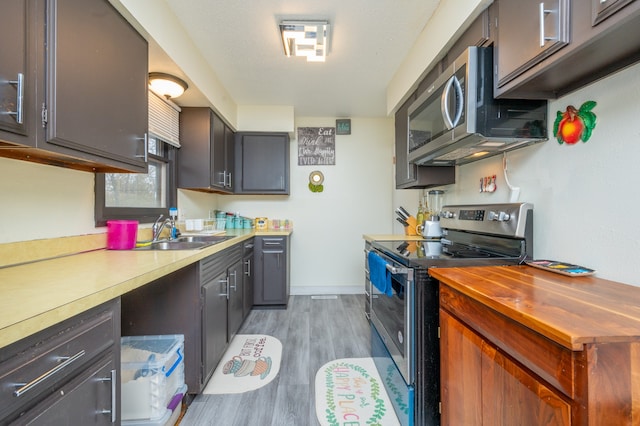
[297,127,336,165]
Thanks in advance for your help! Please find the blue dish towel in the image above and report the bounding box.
[368,251,393,296]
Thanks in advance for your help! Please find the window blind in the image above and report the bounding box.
[148,90,181,147]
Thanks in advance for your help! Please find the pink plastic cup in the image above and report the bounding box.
[106,220,139,250]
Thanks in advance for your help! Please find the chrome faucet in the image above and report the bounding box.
[152,214,177,241]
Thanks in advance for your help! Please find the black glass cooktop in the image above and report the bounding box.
[371,238,524,269]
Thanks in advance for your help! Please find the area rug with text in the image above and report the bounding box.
[202,334,282,394]
[315,357,400,426]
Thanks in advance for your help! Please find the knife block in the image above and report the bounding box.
[404,216,419,236]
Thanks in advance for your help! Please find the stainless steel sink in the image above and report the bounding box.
[136,241,209,250]
[176,235,235,243]
[136,235,234,250]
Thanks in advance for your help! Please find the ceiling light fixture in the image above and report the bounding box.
[148,72,188,99]
[279,20,330,62]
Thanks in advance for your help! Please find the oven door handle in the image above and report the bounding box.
[385,264,413,280]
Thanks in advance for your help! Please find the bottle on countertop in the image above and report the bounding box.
[423,198,431,221]
[169,207,179,238]
[416,201,425,225]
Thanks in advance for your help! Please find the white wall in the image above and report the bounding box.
[0,158,99,243]
[177,189,219,221]
[440,62,640,287]
[218,117,395,294]
[237,105,295,132]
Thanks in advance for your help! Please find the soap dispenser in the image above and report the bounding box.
[169,207,179,238]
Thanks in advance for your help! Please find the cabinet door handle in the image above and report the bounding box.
[7,73,24,124]
[244,259,251,277]
[227,171,232,188]
[219,277,229,299]
[539,2,555,47]
[229,271,237,291]
[135,133,148,162]
[13,350,86,397]
[109,368,117,423]
[98,369,117,423]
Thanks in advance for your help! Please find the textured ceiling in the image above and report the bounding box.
[151,0,440,117]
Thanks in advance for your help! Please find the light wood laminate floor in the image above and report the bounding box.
[180,295,371,426]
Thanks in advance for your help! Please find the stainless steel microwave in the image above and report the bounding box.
[407,46,548,166]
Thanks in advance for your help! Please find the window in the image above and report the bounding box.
[95,135,177,226]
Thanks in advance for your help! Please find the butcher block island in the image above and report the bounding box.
[431,265,640,426]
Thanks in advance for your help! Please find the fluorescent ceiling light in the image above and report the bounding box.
[280,20,330,62]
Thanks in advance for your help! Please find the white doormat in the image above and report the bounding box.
[202,334,282,394]
[315,357,400,426]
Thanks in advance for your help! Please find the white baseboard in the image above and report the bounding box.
[291,285,363,295]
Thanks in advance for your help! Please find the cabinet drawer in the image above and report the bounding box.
[200,243,242,283]
[243,238,255,256]
[0,302,118,422]
[260,237,284,250]
[13,356,117,425]
[439,284,581,399]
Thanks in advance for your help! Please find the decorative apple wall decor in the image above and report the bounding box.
[553,101,597,144]
[308,170,324,192]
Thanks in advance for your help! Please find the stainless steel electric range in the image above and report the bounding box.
[366,203,533,426]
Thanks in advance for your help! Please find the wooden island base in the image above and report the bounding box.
[431,265,640,426]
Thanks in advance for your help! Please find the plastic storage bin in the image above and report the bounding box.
[121,335,185,422]
[122,384,187,426]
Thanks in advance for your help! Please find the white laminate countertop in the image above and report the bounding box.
[0,230,291,349]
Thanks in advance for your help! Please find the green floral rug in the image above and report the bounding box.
[315,357,400,426]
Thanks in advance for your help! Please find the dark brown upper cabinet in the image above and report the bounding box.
[494,0,640,99]
[495,0,571,92]
[234,132,290,195]
[178,107,234,193]
[0,0,148,173]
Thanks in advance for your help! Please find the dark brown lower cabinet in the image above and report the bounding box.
[0,299,120,425]
[227,259,244,342]
[253,236,290,308]
[242,239,255,318]
[200,261,229,387]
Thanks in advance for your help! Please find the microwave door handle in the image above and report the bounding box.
[451,76,464,127]
[441,76,456,129]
